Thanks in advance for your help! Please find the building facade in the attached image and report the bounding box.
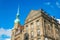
[11,9,60,40]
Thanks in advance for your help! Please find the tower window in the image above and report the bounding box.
[15,28,20,35]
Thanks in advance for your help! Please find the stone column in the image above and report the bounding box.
[40,17,44,40]
[52,23,56,40]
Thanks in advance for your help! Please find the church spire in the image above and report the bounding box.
[14,6,20,23]
[16,6,19,19]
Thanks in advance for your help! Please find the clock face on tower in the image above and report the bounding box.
[24,33,29,40]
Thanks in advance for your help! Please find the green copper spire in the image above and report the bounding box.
[16,6,19,18]
[14,6,20,23]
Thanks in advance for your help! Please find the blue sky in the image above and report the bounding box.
[0,0,60,40]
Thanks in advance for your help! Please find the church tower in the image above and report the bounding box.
[14,7,20,29]
[11,6,24,40]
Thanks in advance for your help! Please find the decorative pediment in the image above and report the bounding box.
[26,10,40,21]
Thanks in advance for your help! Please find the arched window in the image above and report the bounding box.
[24,33,29,40]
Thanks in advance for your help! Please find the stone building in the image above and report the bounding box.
[11,8,60,40]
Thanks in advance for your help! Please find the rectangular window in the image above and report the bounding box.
[47,22,52,31]
[37,29,40,36]
[31,23,34,30]
[36,20,40,26]
[31,25,33,29]
[26,25,28,31]
[31,31,34,38]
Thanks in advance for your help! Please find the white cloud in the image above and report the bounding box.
[5,38,10,40]
[56,2,60,8]
[0,28,12,37]
[0,28,12,40]
[44,2,54,8]
[57,19,60,24]
[44,2,51,5]
[44,1,60,8]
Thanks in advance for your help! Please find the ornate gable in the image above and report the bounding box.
[26,10,40,21]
